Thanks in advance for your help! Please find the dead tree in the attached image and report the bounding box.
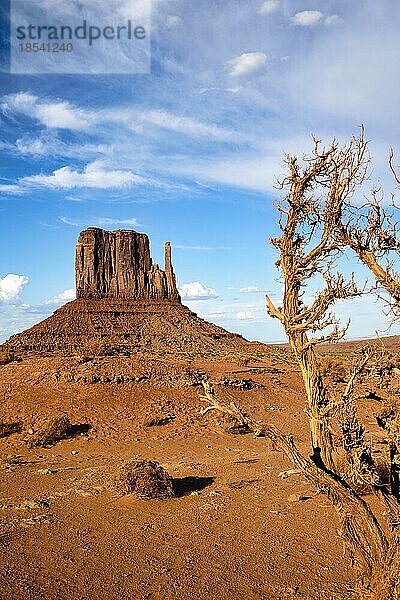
[265,131,369,471]
[263,131,400,598]
[200,377,397,599]
[200,131,400,598]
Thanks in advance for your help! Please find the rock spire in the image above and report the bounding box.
[75,228,180,302]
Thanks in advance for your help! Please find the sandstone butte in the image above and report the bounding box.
[3,227,264,357]
[75,228,180,302]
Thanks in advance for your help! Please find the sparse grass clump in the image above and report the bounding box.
[185,369,207,386]
[114,459,174,500]
[27,415,71,448]
[221,377,253,390]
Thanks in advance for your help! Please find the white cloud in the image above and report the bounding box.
[324,14,343,27]
[59,216,140,228]
[179,281,218,300]
[2,92,93,131]
[3,94,242,145]
[92,217,140,227]
[236,311,255,320]
[181,154,277,193]
[291,11,323,27]
[259,0,279,15]
[14,136,112,159]
[45,288,76,305]
[280,11,400,136]
[0,183,23,195]
[22,161,146,190]
[239,286,264,293]
[15,138,48,156]
[166,15,182,28]
[0,274,29,302]
[227,52,267,77]
[116,0,152,21]
[35,101,91,131]
[205,311,226,319]
[58,216,80,226]
[141,110,240,142]
[174,133,315,193]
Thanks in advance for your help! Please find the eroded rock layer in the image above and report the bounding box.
[4,300,253,357]
[75,228,180,302]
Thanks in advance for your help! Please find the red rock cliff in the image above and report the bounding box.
[75,228,180,302]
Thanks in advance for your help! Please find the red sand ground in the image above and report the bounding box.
[1,347,383,600]
[3,227,399,599]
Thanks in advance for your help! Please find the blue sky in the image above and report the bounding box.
[0,0,399,343]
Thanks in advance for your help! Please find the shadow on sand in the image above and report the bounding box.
[173,476,215,497]
[67,423,92,438]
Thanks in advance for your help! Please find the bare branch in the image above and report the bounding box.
[265,293,284,323]
[199,381,250,427]
[389,149,400,187]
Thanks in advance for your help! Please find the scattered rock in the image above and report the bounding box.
[287,494,311,503]
[27,415,72,448]
[227,479,260,489]
[37,468,57,475]
[221,378,254,390]
[143,414,176,427]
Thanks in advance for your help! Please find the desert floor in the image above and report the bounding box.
[1,347,383,600]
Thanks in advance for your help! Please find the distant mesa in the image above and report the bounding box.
[75,228,180,302]
[3,227,260,357]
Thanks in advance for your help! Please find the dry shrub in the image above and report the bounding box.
[114,459,174,500]
[185,369,207,386]
[0,422,22,438]
[319,355,347,382]
[27,415,71,448]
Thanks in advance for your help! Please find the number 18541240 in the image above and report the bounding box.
[19,42,73,52]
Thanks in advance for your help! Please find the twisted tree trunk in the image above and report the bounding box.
[288,332,336,471]
[265,425,400,600]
